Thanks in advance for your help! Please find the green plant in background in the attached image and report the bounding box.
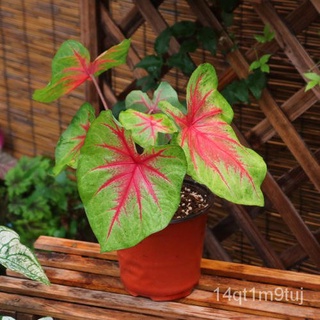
[135,20,218,91]
[134,18,275,107]
[1,155,90,247]
[32,39,266,252]
[249,54,272,73]
[304,70,320,91]
[253,24,275,44]
[222,24,274,105]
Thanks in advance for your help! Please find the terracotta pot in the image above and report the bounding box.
[117,181,213,301]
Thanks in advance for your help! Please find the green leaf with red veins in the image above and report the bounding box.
[33,39,130,103]
[77,110,187,251]
[52,102,95,176]
[125,82,182,114]
[119,109,178,148]
[160,63,266,206]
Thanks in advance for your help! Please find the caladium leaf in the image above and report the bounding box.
[77,110,186,251]
[52,102,95,176]
[125,81,182,114]
[160,63,266,206]
[119,109,178,147]
[0,226,50,285]
[33,39,130,103]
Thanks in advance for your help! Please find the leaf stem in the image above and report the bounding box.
[90,75,109,110]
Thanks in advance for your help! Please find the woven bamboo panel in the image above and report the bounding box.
[1,0,320,274]
[0,0,85,158]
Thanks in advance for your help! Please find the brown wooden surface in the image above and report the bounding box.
[1,236,320,319]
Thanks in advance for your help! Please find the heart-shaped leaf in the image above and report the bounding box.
[0,226,50,284]
[33,39,130,103]
[52,102,96,175]
[160,63,266,206]
[125,82,181,114]
[119,109,177,147]
[77,110,186,251]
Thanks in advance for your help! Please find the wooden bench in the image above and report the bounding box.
[0,235,320,319]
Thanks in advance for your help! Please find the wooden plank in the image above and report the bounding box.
[204,227,233,261]
[133,0,181,55]
[198,274,320,308]
[201,259,320,290]
[34,236,320,290]
[310,0,320,13]
[0,276,268,319]
[280,229,320,269]
[245,88,318,148]
[223,201,284,269]
[35,251,120,276]
[0,292,162,320]
[118,0,164,37]
[99,4,146,79]
[34,236,117,260]
[79,0,100,113]
[184,289,318,319]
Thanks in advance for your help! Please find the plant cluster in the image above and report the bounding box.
[134,19,275,108]
[0,155,90,247]
[135,20,218,91]
[32,38,267,252]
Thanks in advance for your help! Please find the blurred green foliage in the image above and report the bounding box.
[0,155,94,247]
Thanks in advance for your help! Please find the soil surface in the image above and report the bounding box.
[173,182,210,220]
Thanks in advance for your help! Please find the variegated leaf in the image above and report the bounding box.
[119,109,177,147]
[77,110,186,251]
[0,226,50,285]
[52,102,95,175]
[160,63,266,206]
[33,39,130,103]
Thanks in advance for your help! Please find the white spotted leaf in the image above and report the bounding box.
[0,226,50,285]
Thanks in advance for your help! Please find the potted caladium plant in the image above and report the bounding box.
[32,38,267,300]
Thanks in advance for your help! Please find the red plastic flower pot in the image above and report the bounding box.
[117,181,213,301]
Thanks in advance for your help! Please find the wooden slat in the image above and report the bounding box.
[204,227,232,262]
[309,0,320,15]
[201,259,320,290]
[0,292,161,320]
[245,87,318,148]
[280,229,320,269]
[34,235,117,260]
[35,251,120,276]
[133,0,181,56]
[79,0,100,113]
[0,276,269,320]
[198,274,320,308]
[99,3,146,78]
[184,288,317,319]
[118,0,164,37]
[223,201,284,269]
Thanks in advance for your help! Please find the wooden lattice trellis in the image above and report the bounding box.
[79,0,320,273]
